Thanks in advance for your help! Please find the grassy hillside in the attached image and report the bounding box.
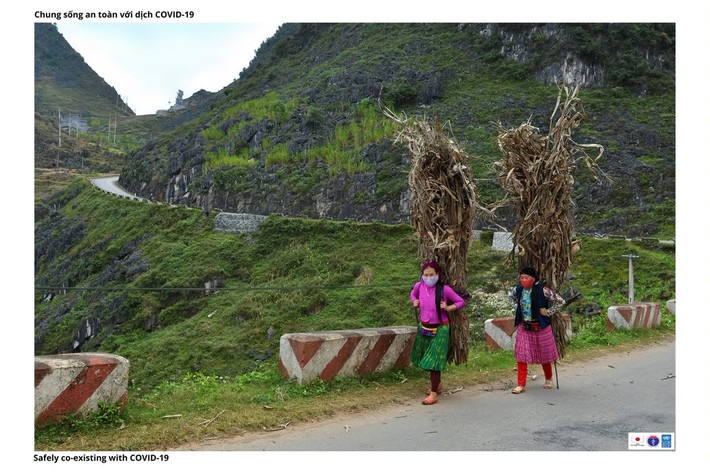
[34,178,675,450]
[117,23,675,237]
[35,179,675,393]
[34,23,675,237]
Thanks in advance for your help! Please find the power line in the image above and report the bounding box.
[35,282,416,293]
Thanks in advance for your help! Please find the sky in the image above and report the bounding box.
[7,0,710,470]
[56,23,282,115]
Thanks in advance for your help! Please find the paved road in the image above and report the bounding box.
[177,340,675,452]
[90,176,143,200]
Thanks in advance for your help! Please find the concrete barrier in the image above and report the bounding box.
[666,299,676,315]
[606,303,662,331]
[279,326,416,384]
[484,315,572,351]
[35,353,129,426]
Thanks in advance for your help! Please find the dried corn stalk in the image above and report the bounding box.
[384,106,477,364]
[493,81,606,358]
[551,311,568,359]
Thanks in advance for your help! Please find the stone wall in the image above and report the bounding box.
[213,212,268,234]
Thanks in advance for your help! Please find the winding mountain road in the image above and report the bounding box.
[90,176,143,200]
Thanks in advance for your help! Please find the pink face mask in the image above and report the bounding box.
[520,278,534,289]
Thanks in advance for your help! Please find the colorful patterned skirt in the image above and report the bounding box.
[514,325,558,364]
[410,323,449,372]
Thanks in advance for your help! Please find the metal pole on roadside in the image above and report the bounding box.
[621,254,639,303]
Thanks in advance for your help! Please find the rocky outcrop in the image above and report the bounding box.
[118,23,675,234]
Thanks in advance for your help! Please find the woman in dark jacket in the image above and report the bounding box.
[509,267,565,394]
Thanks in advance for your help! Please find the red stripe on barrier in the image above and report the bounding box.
[36,362,116,425]
[394,333,416,369]
[619,308,632,324]
[35,360,52,387]
[289,337,325,369]
[119,391,128,409]
[640,307,650,327]
[493,318,516,336]
[357,332,396,376]
[484,333,499,350]
[278,358,289,378]
[319,336,361,381]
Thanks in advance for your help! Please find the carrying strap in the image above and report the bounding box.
[435,282,444,321]
[413,281,446,324]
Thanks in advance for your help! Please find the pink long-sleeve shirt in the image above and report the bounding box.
[410,281,466,325]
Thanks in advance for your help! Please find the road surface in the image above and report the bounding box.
[176,340,675,452]
[90,176,143,200]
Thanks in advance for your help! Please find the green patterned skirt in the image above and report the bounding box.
[410,323,450,372]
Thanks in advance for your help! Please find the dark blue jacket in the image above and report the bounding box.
[514,283,550,329]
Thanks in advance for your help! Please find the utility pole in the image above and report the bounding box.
[57,107,61,148]
[108,115,117,144]
[57,107,61,169]
[621,254,640,303]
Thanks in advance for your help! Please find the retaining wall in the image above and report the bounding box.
[484,315,572,351]
[35,353,129,426]
[213,212,268,234]
[491,231,515,252]
[279,326,416,384]
[606,302,662,331]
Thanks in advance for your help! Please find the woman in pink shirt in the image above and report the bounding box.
[410,260,466,405]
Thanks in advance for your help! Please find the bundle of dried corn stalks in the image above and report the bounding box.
[383,106,477,364]
[493,81,606,358]
[550,311,568,359]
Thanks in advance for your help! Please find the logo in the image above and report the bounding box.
[628,432,674,450]
[661,434,672,448]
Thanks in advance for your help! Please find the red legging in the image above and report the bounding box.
[430,370,441,393]
[517,362,552,386]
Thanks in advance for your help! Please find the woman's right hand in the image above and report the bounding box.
[412,299,420,308]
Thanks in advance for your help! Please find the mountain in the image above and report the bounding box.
[34,23,135,171]
[33,23,221,172]
[35,23,134,117]
[115,23,675,238]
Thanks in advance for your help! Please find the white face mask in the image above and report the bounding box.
[422,275,439,287]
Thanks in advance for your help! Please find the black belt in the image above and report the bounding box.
[522,321,541,331]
